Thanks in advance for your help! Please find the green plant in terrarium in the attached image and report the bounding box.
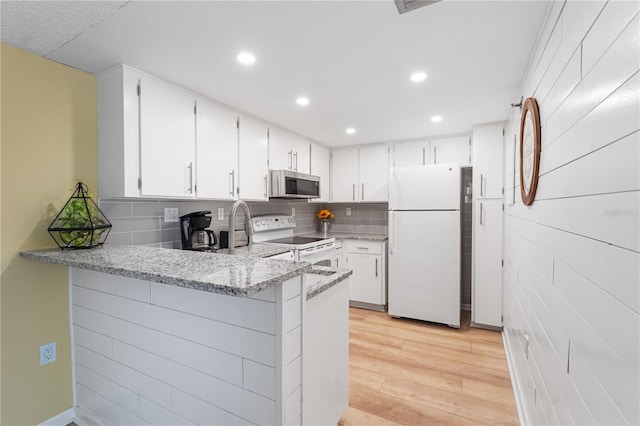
[48,182,112,249]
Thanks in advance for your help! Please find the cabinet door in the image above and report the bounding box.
[310,143,331,202]
[238,116,269,200]
[472,199,503,327]
[346,253,383,305]
[431,136,471,167]
[359,145,389,202]
[268,127,293,171]
[331,148,359,202]
[394,140,429,167]
[473,125,504,199]
[195,99,238,199]
[139,76,196,197]
[292,136,311,174]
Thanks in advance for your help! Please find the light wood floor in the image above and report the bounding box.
[339,308,519,426]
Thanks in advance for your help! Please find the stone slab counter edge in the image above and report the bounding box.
[21,244,310,296]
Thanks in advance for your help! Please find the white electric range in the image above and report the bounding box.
[252,214,335,266]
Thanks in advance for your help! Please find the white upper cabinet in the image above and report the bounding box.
[195,98,238,200]
[97,64,142,198]
[331,145,389,202]
[394,140,430,167]
[269,127,311,174]
[310,143,331,202]
[359,145,389,202]
[238,116,269,201]
[331,148,359,202]
[139,75,196,198]
[472,125,504,199]
[431,136,471,167]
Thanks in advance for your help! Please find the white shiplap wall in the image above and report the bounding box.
[502,1,639,425]
[71,268,304,425]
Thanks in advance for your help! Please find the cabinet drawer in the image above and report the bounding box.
[346,240,382,255]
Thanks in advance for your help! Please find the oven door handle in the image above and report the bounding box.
[299,243,335,258]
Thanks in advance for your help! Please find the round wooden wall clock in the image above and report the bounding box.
[519,97,541,206]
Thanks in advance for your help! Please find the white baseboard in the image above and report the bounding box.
[73,406,105,426]
[502,328,528,426]
[38,408,74,426]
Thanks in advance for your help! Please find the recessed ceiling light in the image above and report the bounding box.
[410,72,427,82]
[345,128,356,135]
[296,97,310,106]
[237,52,256,65]
[431,115,443,123]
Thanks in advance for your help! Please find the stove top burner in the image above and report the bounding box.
[265,236,327,245]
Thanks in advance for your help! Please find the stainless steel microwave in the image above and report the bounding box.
[269,170,320,199]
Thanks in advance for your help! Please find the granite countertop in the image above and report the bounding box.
[302,232,388,241]
[304,266,353,300]
[20,245,311,297]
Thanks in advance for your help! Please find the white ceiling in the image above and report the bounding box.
[1,0,550,147]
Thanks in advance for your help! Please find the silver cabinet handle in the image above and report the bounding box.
[187,162,193,194]
[229,171,235,196]
[480,202,483,225]
[294,151,298,171]
[352,184,356,201]
[375,258,378,277]
[422,147,426,165]
[362,183,365,201]
[434,146,437,164]
[357,246,369,251]
[264,175,268,198]
[288,150,293,170]
[480,173,484,197]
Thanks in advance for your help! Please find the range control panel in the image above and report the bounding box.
[252,215,295,232]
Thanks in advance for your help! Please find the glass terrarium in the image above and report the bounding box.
[48,182,112,249]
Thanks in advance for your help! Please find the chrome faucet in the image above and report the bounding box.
[228,200,255,254]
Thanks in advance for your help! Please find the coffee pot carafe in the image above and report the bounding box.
[180,211,216,251]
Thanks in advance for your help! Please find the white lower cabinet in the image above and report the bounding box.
[303,278,349,425]
[345,240,387,308]
[472,199,503,327]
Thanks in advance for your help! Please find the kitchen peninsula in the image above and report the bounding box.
[21,245,351,426]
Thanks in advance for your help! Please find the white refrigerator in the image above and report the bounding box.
[388,163,461,327]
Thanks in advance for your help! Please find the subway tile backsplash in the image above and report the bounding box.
[99,198,389,249]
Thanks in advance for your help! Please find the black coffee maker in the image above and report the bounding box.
[180,211,216,251]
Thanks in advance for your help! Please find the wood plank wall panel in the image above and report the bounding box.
[502,1,640,425]
[70,268,303,425]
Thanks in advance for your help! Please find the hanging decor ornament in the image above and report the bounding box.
[519,97,541,206]
[48,182,112,249]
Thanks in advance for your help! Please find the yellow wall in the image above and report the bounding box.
[0,43,97,424]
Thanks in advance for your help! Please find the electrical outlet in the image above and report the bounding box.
[164,208,179,223]
[292,207,296,217]
[346,208,351,216]
[40,342,56,366]
[217,207,224,221]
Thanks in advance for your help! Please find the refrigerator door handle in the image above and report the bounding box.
[480,202,483,225]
